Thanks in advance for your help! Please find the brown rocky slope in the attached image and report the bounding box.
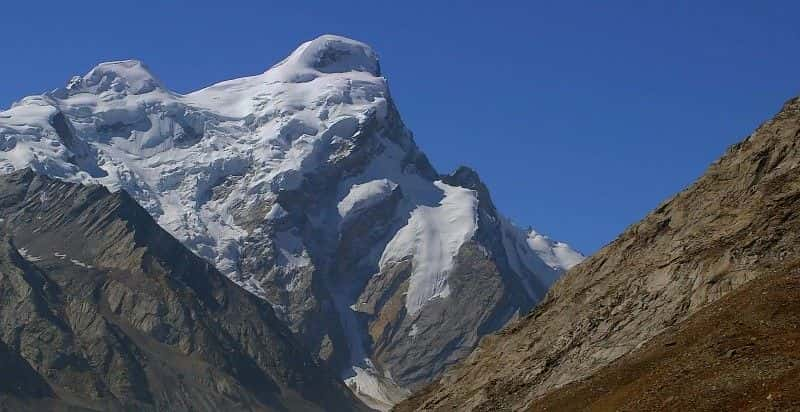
[397,96,800,411]
[530,266,800,411]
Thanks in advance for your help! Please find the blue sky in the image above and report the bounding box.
[2,1,799,253]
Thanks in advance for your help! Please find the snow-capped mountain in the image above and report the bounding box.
[0,35,582,409]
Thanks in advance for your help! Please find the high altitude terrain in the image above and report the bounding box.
[0,35,581,409]
[0,169,365,411]
[398,97,800,411]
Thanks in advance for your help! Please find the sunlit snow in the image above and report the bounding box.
[0,34,584,408]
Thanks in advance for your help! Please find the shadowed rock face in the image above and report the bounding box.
[0,169,366,412]
[398,97,800,411]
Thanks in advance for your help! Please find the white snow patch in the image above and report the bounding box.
[527,230,584,271]
[499,216,585,300]
[345,366,410,412]
[380,181,479,315]
[337,178,397,220]
[265,202,288,220]
[69,259,93,269]
[17,248,42,262]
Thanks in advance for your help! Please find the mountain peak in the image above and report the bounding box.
[1,37,578,410]
[442,166,485,191]
[275,34,381,77]
[60,59,164,96]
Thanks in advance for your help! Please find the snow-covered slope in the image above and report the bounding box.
[0,34,582,409]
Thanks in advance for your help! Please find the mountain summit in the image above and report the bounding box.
[60,59,165,96]
[0,35,581,409]
[279,34,381,76]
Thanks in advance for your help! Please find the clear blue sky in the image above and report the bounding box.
[2,1,799,253]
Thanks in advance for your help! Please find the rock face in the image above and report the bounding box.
[397,96,800,411]
[0,169,365,411]
[0,35,581,408]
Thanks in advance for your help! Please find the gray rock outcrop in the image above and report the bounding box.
[0,169,366,411]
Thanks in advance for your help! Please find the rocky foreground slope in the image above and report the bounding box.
[0,169,365,411]
[530,268,800,411]
[397,96,800,411]
[0,35,581,408]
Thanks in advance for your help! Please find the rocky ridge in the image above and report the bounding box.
[0,169,365,411]
[397,96,800,410]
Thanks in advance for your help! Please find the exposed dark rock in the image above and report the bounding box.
[0,169,366,412]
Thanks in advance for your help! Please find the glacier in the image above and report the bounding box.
[0,34,583,410]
